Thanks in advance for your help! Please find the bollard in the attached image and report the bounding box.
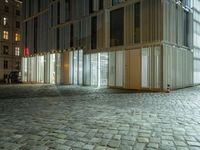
[166,84,170,93]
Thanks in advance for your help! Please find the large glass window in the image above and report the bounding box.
[65,0,70,21]
[69,51,73,84]
[109,52,116,86]
[34,17,37,52]
[79,50,83,85]
[73,50,78,84]
[116,51,124,87]
[57,2,60,24]
[30,57,37,82]
[37,56,44,83]
[56,53,61,84]
[100,53,108,86]
[110,8,124,47]
[184,10,189,47]
[99,0,103,9]
[91,16,97,49]
[70,24,74,47]
[89,0,93,13]
[108,51,124,87]
[91,54,98,85]
[50,54,56,84]
[112,0,124,6]
[22,57,28,82]
[69,50,83,85]
[134,2,140,43]
[84,54,91,85]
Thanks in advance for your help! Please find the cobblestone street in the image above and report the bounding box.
[0,84,200,150]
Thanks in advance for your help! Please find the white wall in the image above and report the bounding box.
[141,47,161,89]
[163,44,193,90]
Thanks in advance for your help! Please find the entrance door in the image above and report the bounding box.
[125,49,141,89]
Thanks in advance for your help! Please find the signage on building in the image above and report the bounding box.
[23,48,30,56]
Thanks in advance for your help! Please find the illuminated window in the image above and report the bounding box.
[15,33,21,41]
[3,17,8,25]
[3,31,8,40]
[15,47,20,56]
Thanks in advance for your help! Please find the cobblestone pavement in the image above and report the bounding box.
[0,84,200,150]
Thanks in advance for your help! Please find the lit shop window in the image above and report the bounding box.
[3,31,8,40]
[15,33,21,41]
[15,47,20,56]
[3,17,8,25]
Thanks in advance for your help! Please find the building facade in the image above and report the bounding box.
[0,0,22,82]
[21,0,194,91]
[193,0,200,84]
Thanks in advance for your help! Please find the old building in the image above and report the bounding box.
[21,0,194,91]
[0,0,22,82]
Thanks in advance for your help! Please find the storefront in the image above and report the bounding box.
[21,48,167,90]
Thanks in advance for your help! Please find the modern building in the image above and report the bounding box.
[21,0,194,91]
[193,0,200,84]
[0,0,22,82]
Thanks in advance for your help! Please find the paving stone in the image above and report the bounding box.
[174,141,187,146]
[137,137,149,143]
[159,145,176,150]
[100,139,109,146]
[1,85,200,150]
[176,147,189,150]
[107,140,120,148]
[94,146,107,150]
[119,145,132,150]
[147,143,159,149]
[189,147,200,150]
[83,144,95,150]
[187,141,200,147]
[133,143,146,150]
[103,134,113,139]
[161,140,174,146]
[56,144,71,150]
[31,146,49,150]
[113,135,121,140]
